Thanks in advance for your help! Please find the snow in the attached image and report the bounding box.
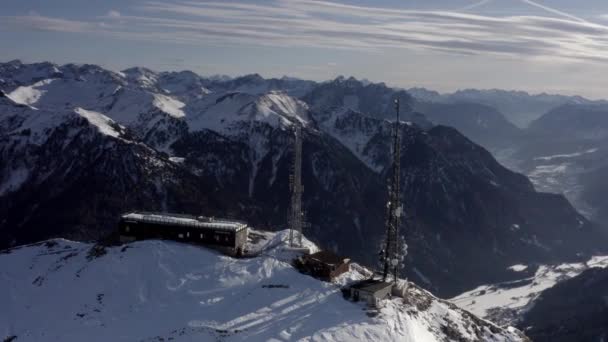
[507,264,528,272]
[1,231,525,342]
[316,108,383,172]
[74,107,122,138]
[121,212,247,232]
[256,92,309,126]
[153,94,186,118]
[7,79,56,106]
[451,254,608,323]
[187,91,309,135]
[169,157,185,164]
[498,146,599,220]
[526,160,595,218]
[529,163,568,176]
[533,148,598,161]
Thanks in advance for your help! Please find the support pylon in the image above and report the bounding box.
[289,124,304,247]
[382,99,403,283]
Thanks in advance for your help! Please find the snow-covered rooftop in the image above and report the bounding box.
[121,212,247,232]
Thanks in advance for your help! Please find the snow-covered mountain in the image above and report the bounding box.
[304,76,430,127]
[0,60,62,92]
[2,60,607,299]
[0,230,528,342]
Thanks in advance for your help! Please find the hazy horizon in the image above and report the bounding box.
[6,57,608,102]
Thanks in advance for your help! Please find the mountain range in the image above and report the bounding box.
[407,87,607,128]
[1,60,606,299]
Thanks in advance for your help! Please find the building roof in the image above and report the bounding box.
[305,250,350,266]
[121,212,247,232]
[350,279,393,293]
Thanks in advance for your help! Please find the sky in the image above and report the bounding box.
[2,0,608,98]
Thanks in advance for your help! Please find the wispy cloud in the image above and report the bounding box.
[1,13,97,33]
[460,0,494,11]
[519,0,588,23]
[107,10,121,18]
[2,0,608,63]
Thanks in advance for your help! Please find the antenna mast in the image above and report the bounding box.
[289,124,304,247]
[382,98,403,283]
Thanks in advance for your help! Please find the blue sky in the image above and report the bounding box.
[2,0,608,98]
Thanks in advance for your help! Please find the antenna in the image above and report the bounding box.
[289,124,304,247]
[381,98,404,283]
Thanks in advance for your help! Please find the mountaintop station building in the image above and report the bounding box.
[119,212,248,256]
[298,250,351,281]
[347,279,394,307]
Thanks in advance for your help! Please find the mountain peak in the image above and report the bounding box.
[121,66,159,88]
[122,66,156,75]
[235,73,265,83]
[5,59,23,67]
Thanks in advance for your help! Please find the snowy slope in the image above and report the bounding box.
[0,100,130,196]
[186,91,309,134]
[313,107,392,172]
[6,72,177,124]
[451,255,608,325]
[0,231,527,342]
[0,60,62,92]
[3,63,310,148]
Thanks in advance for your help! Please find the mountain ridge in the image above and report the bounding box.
[1,60,606,298]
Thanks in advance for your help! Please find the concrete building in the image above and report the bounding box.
[349,279,393,307]
[118,212,248,256]
[298,250,350,281]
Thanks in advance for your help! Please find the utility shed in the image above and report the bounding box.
[349,279,393,307]
[298,250,350,281]
[118,212,248,256]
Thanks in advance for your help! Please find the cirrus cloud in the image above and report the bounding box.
[1,0,608,63]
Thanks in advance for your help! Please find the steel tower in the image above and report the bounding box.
[382,98,403,283]
[289,124,304,247]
